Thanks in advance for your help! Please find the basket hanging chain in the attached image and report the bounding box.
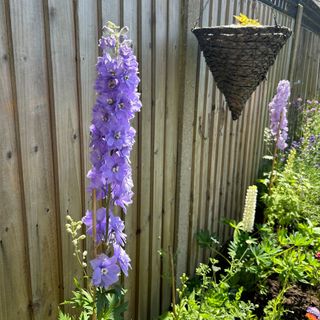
[271,0,279,27]
[193,0,211,29]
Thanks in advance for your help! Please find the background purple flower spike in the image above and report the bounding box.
[268,80,290,151]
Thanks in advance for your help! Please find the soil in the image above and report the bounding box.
[253,278,320,319]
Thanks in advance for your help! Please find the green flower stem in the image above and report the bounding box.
[269,110,284,195]
[210,247,232,266]
[92,188,97,320]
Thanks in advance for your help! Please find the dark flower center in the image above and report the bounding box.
[112,165,119,173]
[114,132,121,139]
[107,98,114,105]
[108,79,118,89]
[101,268,108,275]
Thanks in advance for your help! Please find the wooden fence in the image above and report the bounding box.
[0,0,319,319]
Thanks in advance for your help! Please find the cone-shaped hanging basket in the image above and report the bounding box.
[192,25,292,120]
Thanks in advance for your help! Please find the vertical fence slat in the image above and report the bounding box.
[0,1,31,318]
[160,0,181,312]
[9,0,61,318]
[137,0,152,317]
[175,0,201,283]
[189,1,207,274]
[77,0,98,209]
[149,0,167,317]
[45,0,84,303]
[122,1,139,318]
[101,0,121,26]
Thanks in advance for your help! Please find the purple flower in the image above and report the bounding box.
[269,80,290,150]
[108,212,127,246]
[90,254,120,288]
[105,121,134,150]
[82,208,107,243]
[102,153,130,183]
[113,244,131,276]
[85,23,141,286]
[99,35,117,50]
[112,176,134,212]
[87,168,106,195]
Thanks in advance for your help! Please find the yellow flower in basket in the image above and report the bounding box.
[234,13,261,26]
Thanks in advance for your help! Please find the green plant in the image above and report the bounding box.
[161,261,257,320]
[58,216,128,320]
[262,282,288,320]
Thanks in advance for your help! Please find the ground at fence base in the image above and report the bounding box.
[251,278,320,319]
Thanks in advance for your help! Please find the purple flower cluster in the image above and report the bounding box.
[269,80,290,150]
[83,22,140,289]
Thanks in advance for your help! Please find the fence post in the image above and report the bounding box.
[288,3,303,82]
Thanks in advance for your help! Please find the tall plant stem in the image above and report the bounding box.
[268,144,278,194]
[268,111,284,195]
[92,189,97,320]
[169,246,176,317]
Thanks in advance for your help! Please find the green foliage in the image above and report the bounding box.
[58,280,127,320]
[262,285,288,320]
[96,287,128,320]
[161,99,320,320]
[196,230,219,250]
[58,310,73,320]
[162,265,257,320]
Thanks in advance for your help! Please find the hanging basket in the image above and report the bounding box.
[192,25,292,120]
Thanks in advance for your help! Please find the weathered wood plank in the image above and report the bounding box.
[161,0,181,312]
[77,0,98,209]
[46,0,84,303]
[217,0,233,241]
[149,0,167,317]
[136,0,152,317]
[101,0,121,26]
[122,1,139,318]
[175,0,201,282]
[189,0,208,274]
[0,1,31,318]
[9,0,61,318]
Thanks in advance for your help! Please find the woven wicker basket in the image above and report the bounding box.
[192,25,292,120]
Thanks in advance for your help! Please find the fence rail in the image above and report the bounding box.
[0,0,319,319]
[258,0,320,32]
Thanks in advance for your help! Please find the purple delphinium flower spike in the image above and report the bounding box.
[84,22,141,290]
[269,80,290,151]
[88,24,140,206]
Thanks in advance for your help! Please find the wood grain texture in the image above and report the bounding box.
[0,1,319,319]
[101,0,121,26]
[160,0,181,312]
[0,1,31,318]
[9,0,61,318]
[45,0,84,302]
[122,1,139,318]
[149,1,167,317]
[77,0,98,209]
[188,0,208,273]
[136,0,152,318]
[175,0,201,283]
